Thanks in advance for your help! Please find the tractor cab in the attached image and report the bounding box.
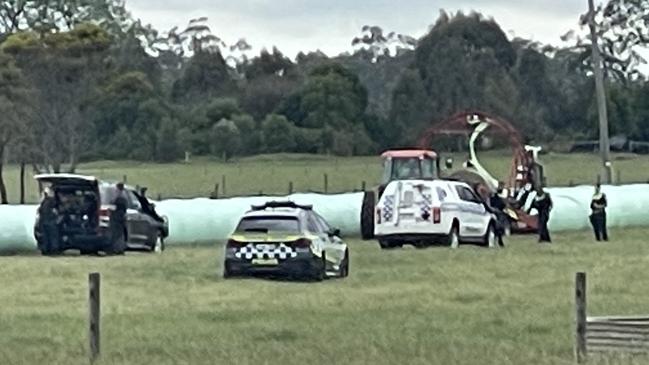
[380,150,440,184]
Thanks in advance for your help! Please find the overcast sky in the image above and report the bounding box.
[126,0,590,58]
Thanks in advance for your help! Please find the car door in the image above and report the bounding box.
[125,190,149,244]
[305,212,328,260]
[314,212,345,268]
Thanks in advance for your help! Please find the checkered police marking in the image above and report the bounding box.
[383,195,395,221]
[418,194,433,216]
[235,243,298,260]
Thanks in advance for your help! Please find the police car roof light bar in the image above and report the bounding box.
[251,201,313,211]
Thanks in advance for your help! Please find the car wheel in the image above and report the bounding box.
[447,226,460,249]
[152,234,165,253]
[485,224,498,248]
[310,253,326,282]
[223,262,234,279]
[360,191,376,240]
[339,250,349,278]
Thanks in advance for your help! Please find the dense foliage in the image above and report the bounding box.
[0,1,648,181]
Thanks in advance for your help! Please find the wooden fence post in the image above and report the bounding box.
[210,184,219,199]
[288,181,294,195]
[157,193,162,201]
[122,175,127,183]
[89,273,101,362]
[575,272,587,363]
[361,181,366,192]
[616,169,621,186]
[324,174,328,194]
[221,175,226,197]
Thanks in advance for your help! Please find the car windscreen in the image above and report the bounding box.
[235,216,300,233]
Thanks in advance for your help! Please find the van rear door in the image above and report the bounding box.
[393,182,435,225]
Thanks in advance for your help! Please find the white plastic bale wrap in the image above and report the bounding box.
[1,186,649,252]
[546,184,649,231]
[0,205,38,251]
[155,192,365,245]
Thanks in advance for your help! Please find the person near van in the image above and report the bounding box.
[532,188,553,243]
[38,187,60,255]
[487,184,507,247]
[589,184,608,241]
[109,182,128,254]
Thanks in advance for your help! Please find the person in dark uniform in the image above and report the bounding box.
[589,184,608,241]
[532,188,553,243]
[109,182,128,255]
[38,187,60,255]
[488,183,508,247]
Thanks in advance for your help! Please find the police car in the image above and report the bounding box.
[374,179,498,249]
[223,201,350,281]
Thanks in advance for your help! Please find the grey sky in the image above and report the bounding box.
[126,0,590,58]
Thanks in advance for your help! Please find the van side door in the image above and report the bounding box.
[454,185,486,237]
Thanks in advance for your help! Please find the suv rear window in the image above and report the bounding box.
[100,186,118,204]
[236,216,300,233]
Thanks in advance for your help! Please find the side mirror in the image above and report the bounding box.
[445,158,454,170]
[328,228,341,238]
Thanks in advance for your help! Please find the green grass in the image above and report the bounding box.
[3,152,649,204]
[2,229,649,364]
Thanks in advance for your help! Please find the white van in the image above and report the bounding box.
[374,180,498,249]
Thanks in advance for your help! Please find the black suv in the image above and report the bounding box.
[34,174,169,255]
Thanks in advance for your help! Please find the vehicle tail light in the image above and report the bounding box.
[432,207,441,224]
[98,208,111,230]
[376,208,382,224]
[292,238,312,248]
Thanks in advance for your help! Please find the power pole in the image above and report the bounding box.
[587,0,613,184]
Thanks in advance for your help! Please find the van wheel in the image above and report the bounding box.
[485,224,498,248]
[447,226,460,249]
[360,191,376,240]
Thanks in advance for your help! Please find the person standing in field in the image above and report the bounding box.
[532,188,553,243]
[38,187,60,255]
[589,183,608,241]
[108,182,128,255]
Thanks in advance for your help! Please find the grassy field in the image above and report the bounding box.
[3,152,649,204]
[2,229,649,364]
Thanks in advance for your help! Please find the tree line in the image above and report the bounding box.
[0,0,648,203]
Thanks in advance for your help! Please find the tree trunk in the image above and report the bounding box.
[19,161,25,204]
[68,134,77,173]
[0,145,8,204]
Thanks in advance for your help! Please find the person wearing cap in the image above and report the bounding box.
[108,182,128,254]
[532,187,553,243]
[38,187,60,255]
[589,183,608,241]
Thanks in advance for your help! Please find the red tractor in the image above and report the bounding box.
[360,111,545,239]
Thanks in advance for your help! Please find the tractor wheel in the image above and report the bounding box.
[360,191,376,240]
